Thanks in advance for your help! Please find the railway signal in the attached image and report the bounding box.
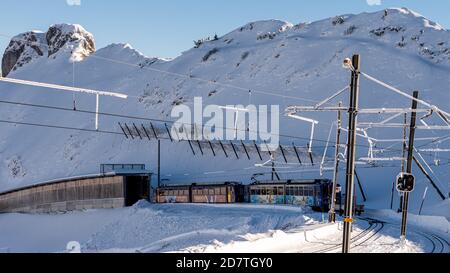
[396,173,415,193]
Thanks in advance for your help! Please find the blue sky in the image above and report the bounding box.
[0,0,449,58]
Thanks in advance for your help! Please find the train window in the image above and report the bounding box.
[261,188,266,195]
[215,188,221,195]
[208,189,214,195]
[298,187,304,196]
[302,188,308,196]
[220,187,226,195]
[292,187,297,196]
[278,187,284,195]
[202,189,208,195]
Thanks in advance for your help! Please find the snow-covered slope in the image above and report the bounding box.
[0,202,447,253]
[0,8,449,211]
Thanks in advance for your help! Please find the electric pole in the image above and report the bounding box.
[398,113,408,212]
[342,54,361,253]
[158,139,161,188]
[400,91,419,241]
[329,102,342,223]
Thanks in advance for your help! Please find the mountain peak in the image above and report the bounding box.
[1,23,95,77]
[1,31,47,77]
[46,23,95,61]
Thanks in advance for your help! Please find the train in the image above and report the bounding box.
[155,179,362,213]
[156,182,247,204]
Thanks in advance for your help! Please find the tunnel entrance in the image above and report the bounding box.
[124,175,150,206]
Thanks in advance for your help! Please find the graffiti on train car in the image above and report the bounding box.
[250,195,284,204]
[285,195,315,206]
[250,195,316,206]
[193,195,226,203]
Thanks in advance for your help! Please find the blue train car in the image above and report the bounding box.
[249,179,336,212]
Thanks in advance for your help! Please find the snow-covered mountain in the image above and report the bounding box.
[0,8,449,212]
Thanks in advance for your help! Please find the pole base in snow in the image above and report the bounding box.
[400,235,407,248]
[329,212,336,223]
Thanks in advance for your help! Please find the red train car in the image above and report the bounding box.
[156,182,246,204]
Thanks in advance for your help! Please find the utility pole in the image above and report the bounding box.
[342,54,361,253]
[391,113,408,210]
[398,113,408,212]
[400,91,419,241]
[418,187,428,215]
[158,139,161,188]
[329,102,342,223]
[271,156,275,181]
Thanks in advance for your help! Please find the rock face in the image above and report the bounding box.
[1,24,95,77]
[46,24,95,60]
[1,31,46,77]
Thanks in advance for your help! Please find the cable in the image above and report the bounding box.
[0,119,123,136]
[0,32,324,104]
[0,98,400,151]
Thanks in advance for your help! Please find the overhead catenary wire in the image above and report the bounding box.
[4,34,445,149]
[1,34,448,161]
[1,117,444,181]
[0,98,402,151]
[360,72,450,124]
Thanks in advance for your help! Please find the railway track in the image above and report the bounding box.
[411,230,450,253]
[372,219,450,253]
[299,215,450,253]
[310,218,384,253]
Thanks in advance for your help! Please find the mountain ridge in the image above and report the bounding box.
[0,7,449,211]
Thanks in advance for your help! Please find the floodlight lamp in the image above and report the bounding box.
[343,58,354,71]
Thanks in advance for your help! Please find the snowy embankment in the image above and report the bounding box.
[0,202,448,253]
[0,202,318,253]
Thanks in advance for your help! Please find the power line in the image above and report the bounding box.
[0,32,325,104]
[0,98,399,151]
[0,119,123,136]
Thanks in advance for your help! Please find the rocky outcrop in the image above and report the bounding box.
[1,24,95,77]
[46,24,95,60]
[1,31,46,77]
